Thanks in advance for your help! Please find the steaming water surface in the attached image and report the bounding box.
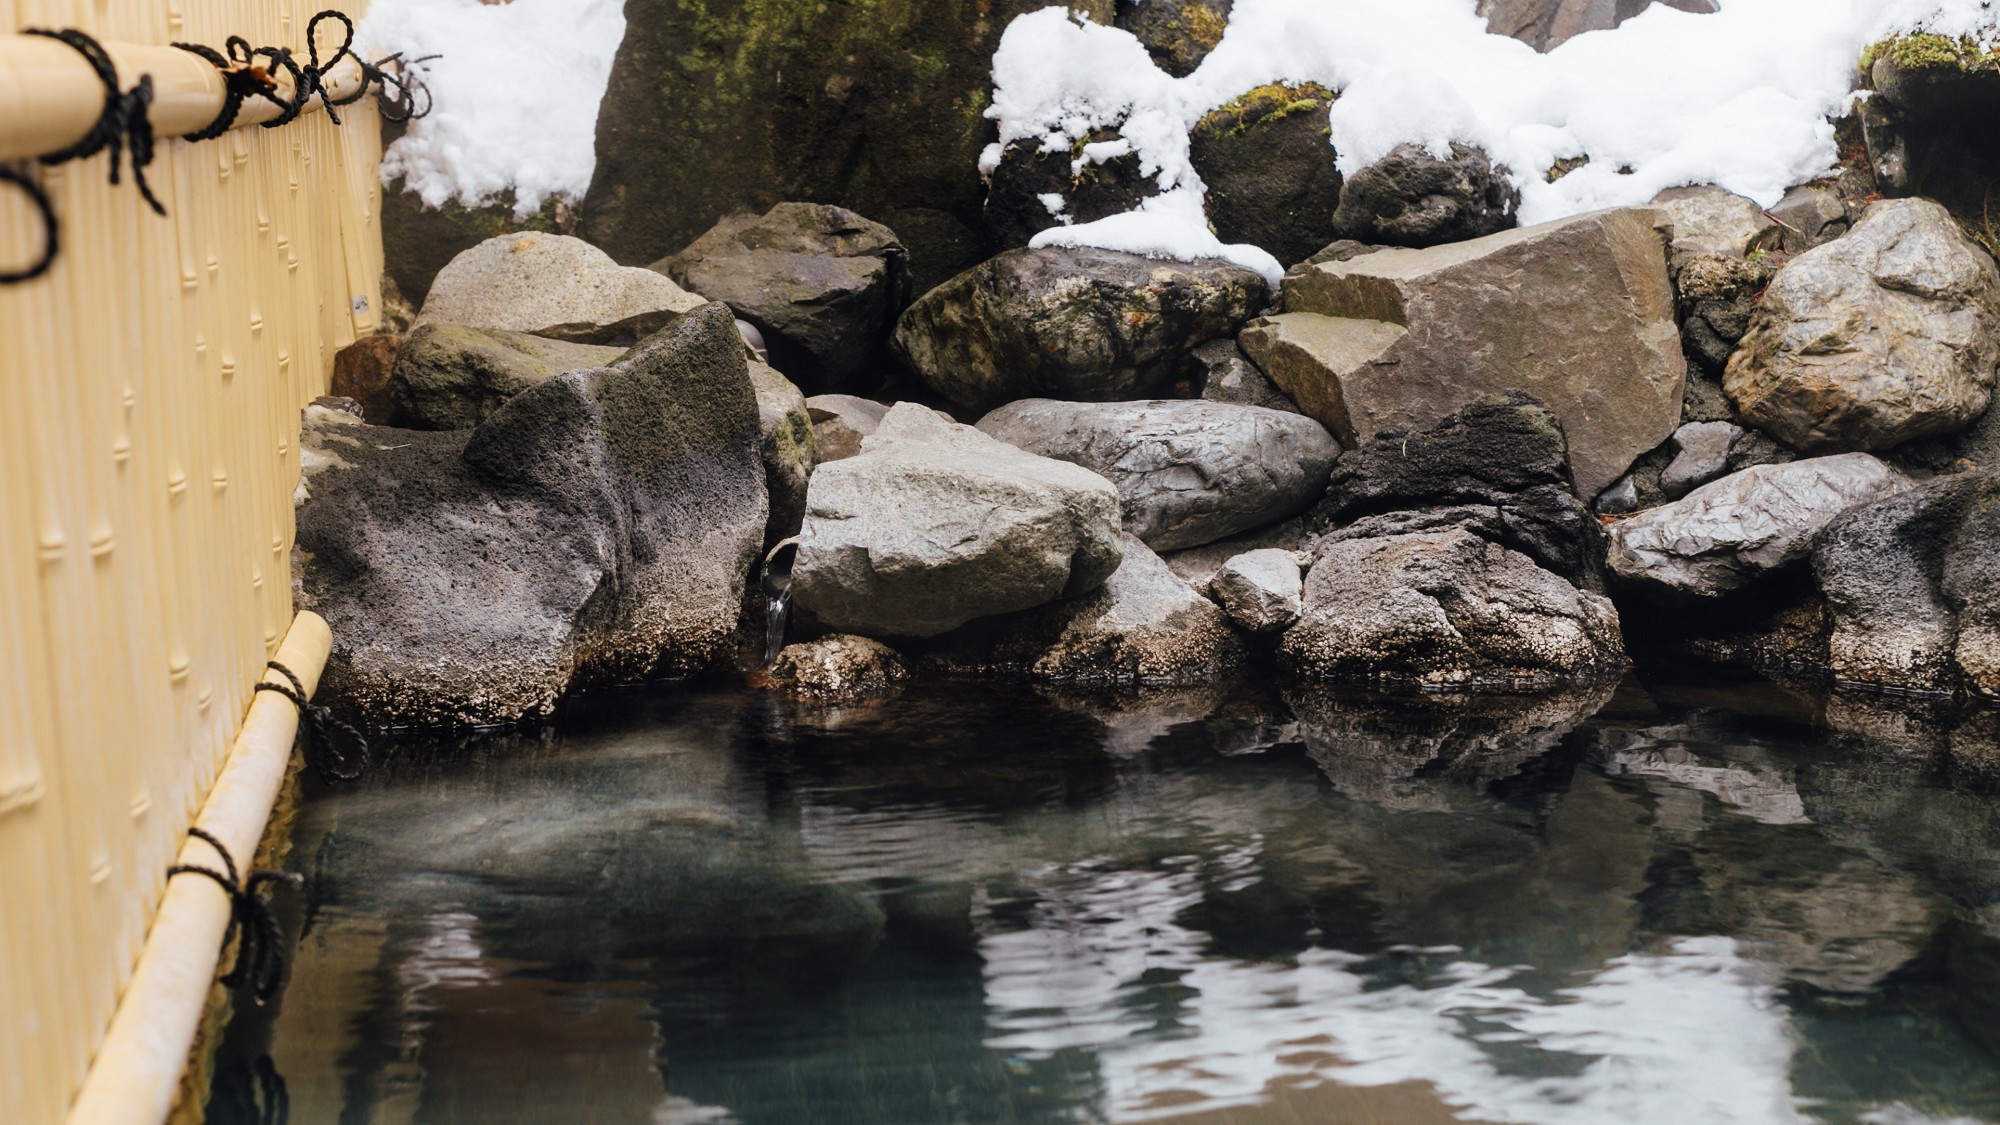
[209,675,2000,1124]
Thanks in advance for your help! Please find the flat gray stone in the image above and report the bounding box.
[1659,420,1744,499]
[418,232,704,344]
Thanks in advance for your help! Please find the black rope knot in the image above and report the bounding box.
[166,827,302,1004]
[0,165,59,283]
[172,36,298,140]
[256,661,370,782]
[24,28,166,216]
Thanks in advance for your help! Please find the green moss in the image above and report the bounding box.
[1544,155,1590,183]
[1861,32,1998,75]
[1198,82,1333,136]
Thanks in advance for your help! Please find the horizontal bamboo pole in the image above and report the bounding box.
[64,612,333,1125]
[0,34,366,163]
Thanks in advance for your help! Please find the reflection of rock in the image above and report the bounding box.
[1600,745,1808,826]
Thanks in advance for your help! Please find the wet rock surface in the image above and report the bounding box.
[771,635,911,701]
[1725,198,2000,453]
[893,247,1268,414]
[791,404,1125,638]
[654,203,908,391]
[297,304,767,726]
[976,398,1339,551]
[417,232,704,345]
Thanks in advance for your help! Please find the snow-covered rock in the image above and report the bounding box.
[1330,142,1519,248]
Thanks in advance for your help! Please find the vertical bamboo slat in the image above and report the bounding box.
[0,0,380,1118]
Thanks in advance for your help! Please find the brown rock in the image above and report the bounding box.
[329,335,403,422]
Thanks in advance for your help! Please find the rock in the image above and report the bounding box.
[1308,391,1606,588]
[805,394,890,463]
[1279,529,1627,692]
[653,203,909,391]
[927,534,1243,683]
[1659,420,1744,499]
[893,247,1268,414]
[1329,142,1520,249]
[791,403,1125,637]
[1767,185,1850,253]
[1240,207,1683,499]
[1194,339,1299,413]
[1606,453,1906,600]
[1683,362,1737,423]
[1651,185,1780,258]
[582,0,1116,293]
[1160,516,1315,590]
[1188,83,1343,267]
[1675,252,1775,375]
[982,134,1158,252]
[1814,470,2000,699]
[387,324,622,430]
[297,304,768,726]
[1478,0,1717,52]
[329,335,402,423]
[975,398,1339,550]
[751,359,816,540]
[1724,198,2000,452]
[417,233,705,345]
[770,635,910,701]
[1595,475,1641,515]
[379,188,572,309]
[1115,0,1231,77]
[1209,548,1306,634]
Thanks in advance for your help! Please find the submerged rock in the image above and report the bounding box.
[1280,529,1626,692]
[1725,198,2000,453]
[791,404,1124,638]
[417,232,704,345]
[654,203,908,391]
[1241,207,1683,499]
[893,247,1268,414]
[976,398,1339,550]
[388,324,621,430]
[1329,142,1519,249]
[298,304,767,726]
[1607,454,1906,601]
[771,635,910,702]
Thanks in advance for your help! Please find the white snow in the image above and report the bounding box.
[985,0,2000,270]
[358,0,626,216]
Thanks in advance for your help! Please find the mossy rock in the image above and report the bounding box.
[1858,36,2000,252]
[1115,0,1232,78]
[580,0,1113,296]
[1189,84,1341,267]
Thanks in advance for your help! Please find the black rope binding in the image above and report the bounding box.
[166,827,302,1004]
[0,165,59,283]
[23,28,166,216]
[170,37,300,141]
[255,660,370,782]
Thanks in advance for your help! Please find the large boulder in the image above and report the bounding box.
[1329,142,1519,249]
[1724,198,2000,453]
[892,247,1268,414]
[1478,0,1717,52]
[652,203,908,391]
[388,325,621,430]
[416,232,704,345]
[975,398,1339,550]
[582,0,1116,296]
[1814,469,2000,700]
[791,403,1125,637]
[1308,391,1605,588]
[297,304,768,726]
[925,534,1243,683]
[1187,83,1343,267]
[1240,207,1684,499]
[1279,528,1626,692]
[1606,453,1906,600]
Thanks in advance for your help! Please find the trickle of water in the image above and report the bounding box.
[763,586,792,667]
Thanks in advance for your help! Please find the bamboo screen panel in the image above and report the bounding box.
[0,1,380,1119]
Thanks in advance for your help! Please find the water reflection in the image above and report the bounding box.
[215,677,2000,1124]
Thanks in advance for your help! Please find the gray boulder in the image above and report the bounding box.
[975,398,1339,550]
[1279,528,1626,691]
[1607,453,1906,600]
[750,359,816,539]
[927,534,1243,683]
[791,404,1125,637]
[1767,185,1850,253]
[1814,470,2000,700]
[770,635,910,702]
[654,203,908,391]
[1209,548,1306,634]
[1725,198,2000,452]
[892,247,1268,414]
[1478,0,1716,51]
[1651,185,1779,258]
[388,325,620,430]
[1193,339,1299,413]
[298,304,768,725]
[805,393,891,462]
[1659,420,1744,499]
[417,232,704,345]
[1240,207,1684,499]
[1329,142,1520,248]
